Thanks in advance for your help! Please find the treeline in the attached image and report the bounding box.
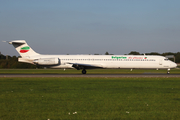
[0,54,37,69]
[0,51,180,68]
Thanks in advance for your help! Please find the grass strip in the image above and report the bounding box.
[0,77,180,120]
[0,68,180,74]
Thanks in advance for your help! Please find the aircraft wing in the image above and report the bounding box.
[68,63,103,70]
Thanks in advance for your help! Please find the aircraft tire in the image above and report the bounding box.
[82,69,86,74]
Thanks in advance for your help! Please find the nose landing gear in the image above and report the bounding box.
[167,68,170,74]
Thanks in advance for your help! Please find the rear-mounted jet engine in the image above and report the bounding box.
[33,58,60,65]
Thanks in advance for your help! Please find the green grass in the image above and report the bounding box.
[0,68,180,74]
[0,77,180,120]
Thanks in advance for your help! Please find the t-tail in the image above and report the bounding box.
[8,40,40,58]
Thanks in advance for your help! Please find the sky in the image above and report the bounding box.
[0,0,180,56]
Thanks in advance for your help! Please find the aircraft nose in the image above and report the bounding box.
[171,62,177,68]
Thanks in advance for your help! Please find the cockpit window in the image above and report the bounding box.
[164,58,169,61]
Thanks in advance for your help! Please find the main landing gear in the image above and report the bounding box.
[82,69,87,74]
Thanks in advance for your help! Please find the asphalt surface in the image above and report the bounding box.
[1,74,180,78]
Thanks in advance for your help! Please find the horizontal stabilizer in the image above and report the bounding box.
[8,40,26,44]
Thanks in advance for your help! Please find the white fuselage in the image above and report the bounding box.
[8,40,177,74]
[29,55,177,69]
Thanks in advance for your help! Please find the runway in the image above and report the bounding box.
[1,74,180,78]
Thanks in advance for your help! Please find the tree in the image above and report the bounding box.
[105,52,109,55]
[128,51,140,55]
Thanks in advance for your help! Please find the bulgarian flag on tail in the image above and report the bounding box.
[20,46,30,53]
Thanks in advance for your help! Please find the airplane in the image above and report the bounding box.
[5,40,177,74]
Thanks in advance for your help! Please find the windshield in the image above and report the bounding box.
[164,58,169,61]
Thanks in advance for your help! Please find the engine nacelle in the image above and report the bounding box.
[33,58,60,65]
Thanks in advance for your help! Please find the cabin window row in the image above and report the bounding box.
[61,59,156,61]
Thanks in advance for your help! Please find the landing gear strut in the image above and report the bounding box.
[82,69,87,74]
[167,68,170,74]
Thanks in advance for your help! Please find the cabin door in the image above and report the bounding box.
[159,59,163,65]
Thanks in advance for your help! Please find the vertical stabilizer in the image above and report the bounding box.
[8,40,39,58]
